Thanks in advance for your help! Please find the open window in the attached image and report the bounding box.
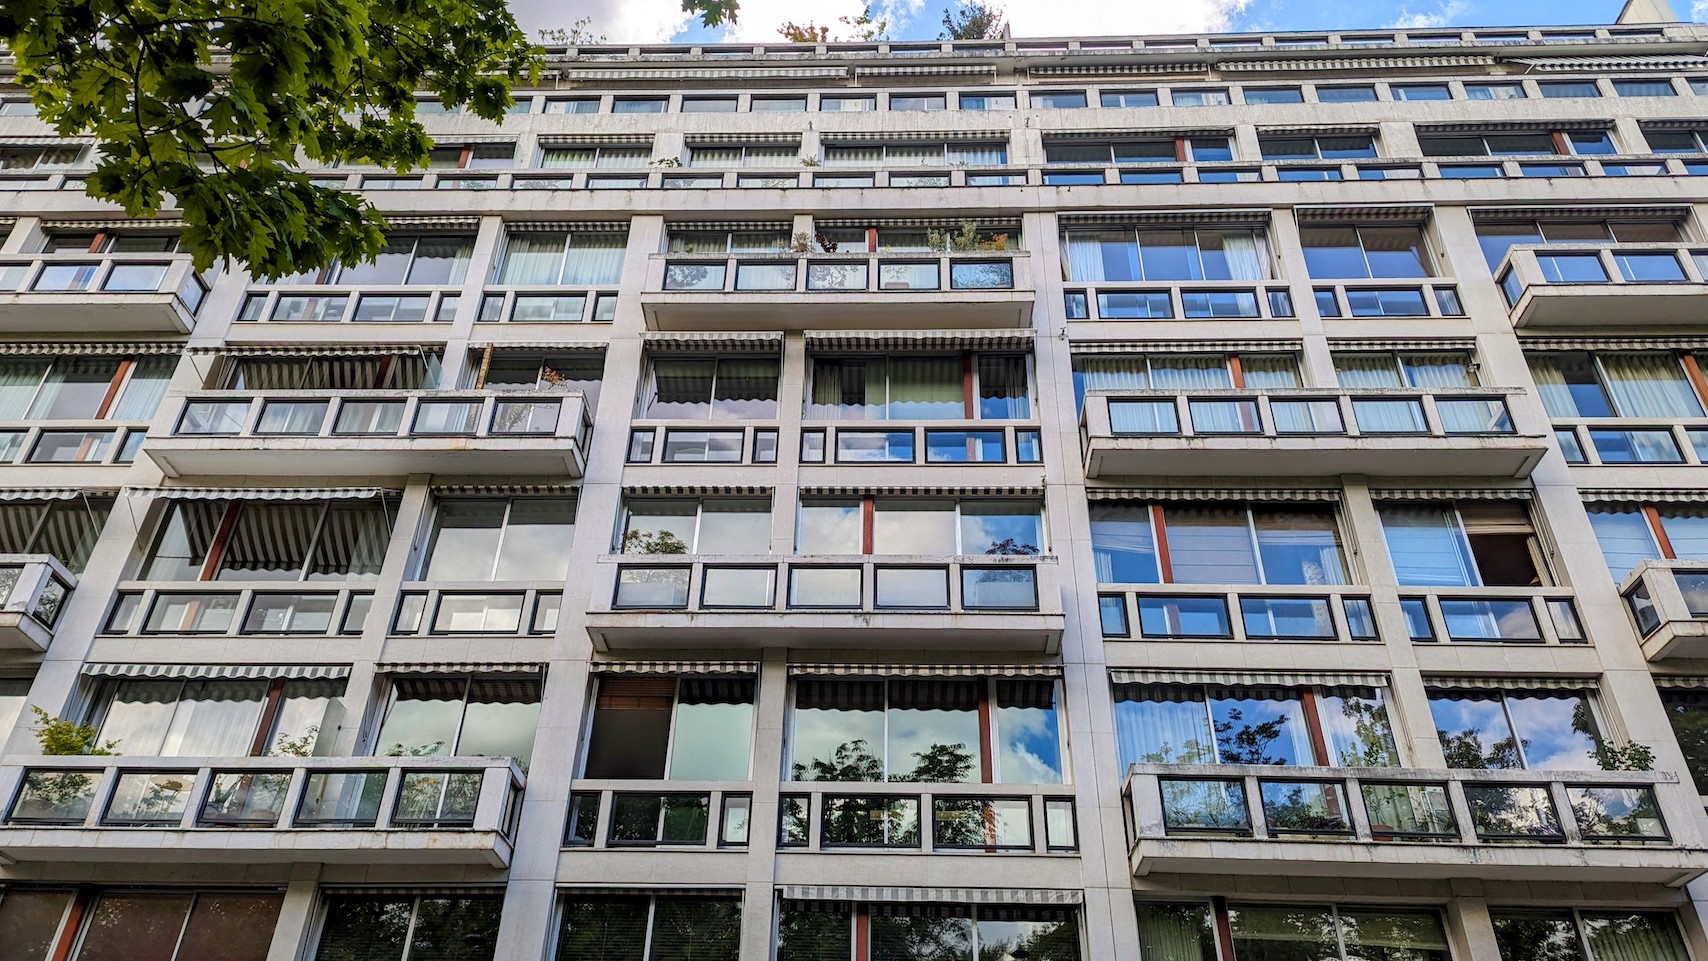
[1377,500,1547,587]
[581,675,756,780]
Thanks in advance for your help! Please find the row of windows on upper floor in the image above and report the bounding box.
[1,883,1690,961]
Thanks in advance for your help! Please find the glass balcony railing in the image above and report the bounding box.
[1085,388,1520,440]
[0,252,209,327]
[1496,243,1708,327]
[563,786,752,849]
[775,785,1077,854]
[168,390,590,446]
[392,588,561,636]
[656,252,1021,294]
[798,423,1044,466]
[104,587,375,638]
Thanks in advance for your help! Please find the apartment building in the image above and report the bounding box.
[7,2,1708,959]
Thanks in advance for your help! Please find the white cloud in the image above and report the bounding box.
[1693,0,1708,20]
[1000,0,1251,37]
[1383,0,1469,29]
[507,0,691,42]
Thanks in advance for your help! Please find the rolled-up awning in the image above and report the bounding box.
[1581,489,1708,504]
[1112,669,1387,687]
[805,330,1033,353]
[1424,675,1597,691]
[0,342,183,356]
[1085,488,1341,502]
[798,486,1044,498]
[82,663,351,680]
[778,886,1082,906]
[789,663,1062,678]
[186,345,439,357]
[591,660,759,676]
[642,332,783,353]
[1368,488,1532,501]
[373,661,545,675]
[123,487,395,501]
[0,488,94,501]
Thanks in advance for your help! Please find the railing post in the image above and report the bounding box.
[1130,772,1166,837]
[83,766,120,828]
[374,766,402,829]
[1445,779,1478,844]
[1244,775,1268,838]
[593,788,615,849]
[277,766,309,830]
[1345,776,1374,842]
[181,766,214,829]
[474,764,510,833]
[1550,780,1584,845]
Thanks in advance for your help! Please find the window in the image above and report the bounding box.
[958,92,1016,110]
[536,145,649,171]
[1259,134,1376,160]
[1335,350,1476,388]
[0,354,174,421]
[1059,227,1269,282]
[1378,501,1545,587]
[222,352,440,391]
[752,96,808,112]
[495,230,626,285]
[821,95,877,112]
[778,901,1080,961]
[1538,81,1600,98]
[473,351,603,407]
[1644,127,1708,153]
[1419,129,1613,156]
[1171,89,1229,107]
[1527,351,1705,418]
[790,676,1063,783]
[142,498,393,582]
[1659,688,1708,794]
[1090,502,1346,585]
[822,140,1006,166]
[1586,502,1708,579]
[1615,79,1675,97]
[806,354,1030,420]
[1466,82,1526,100]
[1474,217,1681,270]
[1114,683,1398,767]
[796,498,1044,555]
[0,498,112,573]
[0,678,28,741]
[1317,85,1377,103]
[425,143,514,169]
[1300,224,1431,278]
[316,891,502,961]
[93,677,341,757]
[421,497,576,581]
[620,498,771,554]
[1245,87,1304,105]
[68,890,283,961]
[1045,137,1231,165]
[639,355,778,421]
[543,97,599,113]
[889,93,946,111]
[1032,90,1087,109]
[373,674,542,767]
[1492,910,1689,961]
[0,145,83,169]
[1137,901,1448,961]
[1428,686,1601,769]
[270,234,473,286]
[686,142,799,167]
[1101,90,1160,107]
[582,675,755,780]
[1392,84,1451,101]
[612,97,667,113]
[41,229,185,254]
[556,894,739,961]
[681,97,737,113]
[667,228,791,254]
[1071,353,1300,408]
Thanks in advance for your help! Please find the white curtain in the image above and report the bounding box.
[1601,352,1705,417]
[1335,353,1404,388]
[1061,231,1107,282]
[824,145,882,167]
[1586,507,1662,580]
[0,359,48,420]
[1114,688,1214,765]
[1526,354,1577,417]
[537,148,594,170]
[1585,914,1691,961]
[744,146,797,168]
[1150,355,1233,389]
[948,143,1007,165]
[595,148,650,169]
[498,234,567,285]
[1214,230,1267,280]
[1241,354,1300,387]
[562,234,626,286]
[1379,505,1479,586]
[1403,352,1476,388]
[1135,904,1215,961]
[687,147,741,168]
[886,143,943,166]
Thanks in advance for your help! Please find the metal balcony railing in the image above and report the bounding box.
[776,782,1078,854]
[564,783,754,849]
[1082,387,1520,440]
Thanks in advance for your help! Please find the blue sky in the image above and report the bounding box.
[514,0,1685,49]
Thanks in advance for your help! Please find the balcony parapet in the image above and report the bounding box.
[0,252,207,333]
[583,553,1063,652]
[0,754,523,867]
[1498,243,1708,328]
[773,781,1078,856]
[1123,762,1708,884]
[146,389,590,477]
[1080,387,1546,479]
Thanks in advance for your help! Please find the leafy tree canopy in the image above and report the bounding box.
[1,0,540,278]
[940,1,1004,40]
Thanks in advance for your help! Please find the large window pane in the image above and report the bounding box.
[1585,507,1661,581]
[1164,506,1259,584]
[961,503,1043,555]
[888,357,963,419]
[797,501,861,554]
[995,679,1062,783]
[173,893,284,961]
[1114,686,1215,766]
[554,895,650,961]
[1320,687,1399,766]
[314,895,412,961]
[790,679,885,781]
[457,678,542,768]
[0,889,73,961]
[583,677,674,779]
[1254,509,1346,585]
[886,679,981,783]
[648,897,742,961]
[668,678,755,780]
[1228,905,1339,961]
[217,503,319,581]
[375,678,467,757]
[74,892,197,961]
[423,501,506,581]
[873,500,957,554]
[142,501,227,581]
[493,499,576,581]
[1211,688,1313,765]
[1090,505,1158,584]
[1582,913,1690,961]
[1378,506,1478,587]
[1507,691,1600,769]
[1430,691,1521,769]
[26,357,121,420]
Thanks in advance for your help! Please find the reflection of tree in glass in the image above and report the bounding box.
[1263,785,1345,834]
[1437,727,1522,769]
[792,738,883,781]
[1335,700,1400,767]
[1215,708,1290,765]
[407,896,502,960]
[872,911,973,961]
[1492,914,1582,961]
[651,897,742,961]
[664,264,715,290]
[978,914,1082,961]
[895,742,975,783]
[777,905,852,961]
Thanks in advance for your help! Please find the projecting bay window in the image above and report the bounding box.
[141,498,394,583]
[1585,501,1708,580]
[1135,901,1448,961]
[1493,910,1690,961]
[806,354,1031,421]
[777,901,1082,961]
[90,676,342,757]
[788,676,1065,783]
[372,674,542,769]
[1113,682,1398,768]
[1427,685,1603,770]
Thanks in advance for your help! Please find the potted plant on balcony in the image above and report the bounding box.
[16,707,117,823]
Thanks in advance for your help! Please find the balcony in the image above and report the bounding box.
[642,253,1032,330]
[1064,281,1298,323]
[1124,763,1708,884]
[0,253,207,333]
[800,422,1044,467]
[564,783,755,850]
[1552,419,1708,468]
[1080,388,1547,479]
[582,554,1064,652]
[1622,560,1708,660]
[773,783,1079,856]
[0,755,524,867]
[0,556,74,651]
[1498,244,1708,328]
[236,285,461,325]
[145,390,591,478]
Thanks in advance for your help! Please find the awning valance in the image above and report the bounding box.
[1058,209,1271,228]
[1086,488,1341,502]
[1418,119,1613,133]
[83,664,351,680]
[1468,204,1689,222]
[1507,55,1708,72]
[1295,204,1433,223]
[1580,489,1708,504]
[503,220,631,233]
[855,64,997,78]
[592,660,760,676]
[431,484,579,496]
[1329,338,1479,352]
[377,216,482,230]
[686,133,803,146]
[1112,669,1388,687]
[1519,337,1708,351]
[0,342,183,356]
[798,486,1044,498]
[622,485,773,496]
[788,663,1062,678]
[123,486,395,501]
[1225,55,1494,71]
[374,662,545,675]
[820,130,1010,143]
[0,488,97,501]
[779,886,1081,906]
[804,329,1032,353]
[559,67,847,82]
[642,332,784,353]
[1368,488,1532,501]
[815,216,1023,230]
[1424,676,1598,691]
[667,220,792,232]
[1653,676,1708,689]
[187,345,441,357]
[39,218,185,231]
[1072,339,1303,354]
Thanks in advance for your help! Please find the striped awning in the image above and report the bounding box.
[468,341,608,352]
[504,220,631,233]
[1368,488,1532,501]
[377,216,482,230]
[1112,669,1387,687]
[788,663,1062,677]
[642,332,783,353]
[1073,339,1303,354]
[1580,489,1708,504]
[374,662,545,674]
[685,133,803,146]
[668,221,793,232]
[82,664,351,680]
[1224,55,1494,71]
[819,130,1010,143]
[1295,204,1433,222]
[1641,119,1708,131]
[1425,675,1598,691]
[1059,209,1271,228]
[816,216,1023,230]
[124,486,396,501]
[1468,204,1689,222]
[1506,55,1708,72]
[431,484,578,496]
[1044,127,1234,140]
[0,488,90,501]
[1029,63,1207,77]
[804,330,1032,352]
[1419,119,1614,133]
[779,886,1081,906]
[1085,488,1341,502]
[1329,338,1479,352]
[1519,337,1708,351]
[424,135,517,146]
[187,345,439,357]
[592,660,759,676]
[536,133,654,147]
[39,218,185,231]
[0,342,182,356]
[855,64,997,78]
[799,486,1043,497]
[623,485,772,496]
[1652,676,1708,689]
[559,67,847,81]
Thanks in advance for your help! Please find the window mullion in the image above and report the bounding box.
[1644,504,1678,559]
[489,500,512,580]
[450,676,473,756]
[1503,695,1531,769]
[299,502,331,581]
[164,891,198,961]
[399,896,422,961]
[1204,691,1220,764]
[1329,905,1350,961]
[1245,507,1268,585]
[1590,354,1624,416]
[1151,504,1173,583]
[978,678,995,784]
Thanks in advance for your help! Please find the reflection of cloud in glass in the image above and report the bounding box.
[961,512,1044,554]
[873,505,957,554]
[998,708,1063,783]
[790,706,882,775]
[797,504,860,553]
[889,707,980,781]
[1511,695,1598,769]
